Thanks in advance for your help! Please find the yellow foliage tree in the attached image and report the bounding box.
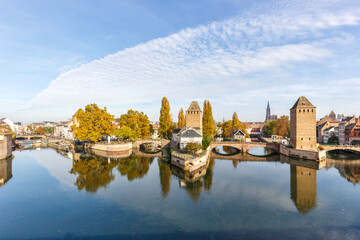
[159,97,172,139]
[119,109,150,139]
[178,108,185,129]
[71,103,115,143]
[203,100,215,138]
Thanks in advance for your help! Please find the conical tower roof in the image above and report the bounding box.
[290,96,315,110]
[186,101,202,112]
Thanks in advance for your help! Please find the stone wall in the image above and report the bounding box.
[0,134,12,160]
[171,147,211,172]
[86,142,132,152]
[280,144,326,161]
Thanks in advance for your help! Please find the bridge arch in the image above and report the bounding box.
[210,142,280,158]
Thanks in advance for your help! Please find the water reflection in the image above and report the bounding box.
[0,156,12,188]
[170,158,215,201]
[213,146,240,155]
[69,155,118,193]
[248,147,274,156]
[158,160,171,197]
[117,156,153,181]
[290,165,317,214]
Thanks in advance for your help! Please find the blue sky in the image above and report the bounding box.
[1,0,360,123]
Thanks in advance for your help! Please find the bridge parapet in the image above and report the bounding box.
[210,141,280,153]
[321,145,360,154]
[132,139,170,149]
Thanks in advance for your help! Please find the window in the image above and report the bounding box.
[312,109,314,113]
[303,109,305,112]
[301,138,303,140]
[309,138,311,140]
[299,109,301,113]
[307,109,309,112]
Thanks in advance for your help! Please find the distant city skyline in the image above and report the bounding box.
[1,0,360,123]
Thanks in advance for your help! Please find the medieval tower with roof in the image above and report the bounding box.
[185,101,202,135]
[290,96,317,150]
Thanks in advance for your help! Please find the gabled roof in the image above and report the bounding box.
[186,101,202,112]
[232,130,245,136]
[180,128,202,138]
[290,96,316,110]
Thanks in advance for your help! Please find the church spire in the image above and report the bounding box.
[266,101,271,121]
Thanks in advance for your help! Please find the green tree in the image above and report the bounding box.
[263,116,290,137]
[115,126,137,141]
[43,126,54,134]
[159,97,172,139]
[328,134,339,144]
[119,109,150,139]
[203,100,215,139]
[178,108,185,129]
[263,120,278,136]
[185,142,202,155]
[71,103,115,143]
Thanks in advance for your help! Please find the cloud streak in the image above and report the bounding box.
[22,0,360,121]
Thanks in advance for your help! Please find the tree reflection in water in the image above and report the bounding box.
[170,158,215,201]
[117,156,153,181]
[70,155,118,193]
[204,158,215,192]
[158,160,171,197]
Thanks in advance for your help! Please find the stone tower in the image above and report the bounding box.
[185,101,202,134]
[290,96,317,150]
[266,101,271,121]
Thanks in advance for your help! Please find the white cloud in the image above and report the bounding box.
[20,0,360,121]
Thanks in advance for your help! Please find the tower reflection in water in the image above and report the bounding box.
[290,165,317,214]
[0,157,12,188]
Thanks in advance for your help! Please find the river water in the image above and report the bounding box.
[0,147,360,239]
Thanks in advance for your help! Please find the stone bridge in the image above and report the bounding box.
[321,145,360,154]
[210,151,279,161]
[132,139,170,149]
[210,141,280,153]
[15,135,46,140]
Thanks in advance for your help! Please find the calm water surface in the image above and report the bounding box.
[1,148,360,239]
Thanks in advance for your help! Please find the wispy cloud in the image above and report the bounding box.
[21,0,360,121]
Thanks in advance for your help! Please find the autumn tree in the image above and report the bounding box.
[118,110,150,139]
[35,126,45,135]
[178,108,185,129]
[159,97,172,139]
[263,116,290,137]
[185,142,202,155]
[71,103,115,143]
[232,112,249,138]
[203,100,215,138]
[27,124,36,134]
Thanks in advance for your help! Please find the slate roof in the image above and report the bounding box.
[186,101,202,112]
[180,129,202,138]
[290,96,315,110]
[232,130,245,136]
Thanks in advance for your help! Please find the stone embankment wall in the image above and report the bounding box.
[171,147,211,172]
[0,134,12,160]
[280,144,326,161]
[86,142,132,152]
